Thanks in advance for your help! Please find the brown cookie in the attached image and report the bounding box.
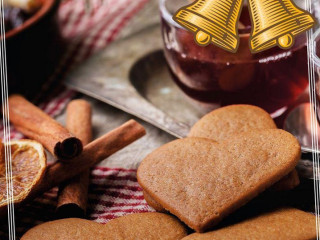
[143,190,167,212]
[182,208,317,240]
[188,105,277,140]
[189,104,299,191]
[270,169,300,191]
[145,170,300,212]
[145,105,298,212]
[21,212,187,240]
[138,129,301,232]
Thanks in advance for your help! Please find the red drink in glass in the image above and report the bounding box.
[160,0,309,117]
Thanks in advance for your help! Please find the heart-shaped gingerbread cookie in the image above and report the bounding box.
[138,129,300,232]
[144,105,299,212]
[188,105,299,192]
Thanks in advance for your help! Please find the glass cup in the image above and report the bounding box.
[160,0,310,117]
[313,28,320,123]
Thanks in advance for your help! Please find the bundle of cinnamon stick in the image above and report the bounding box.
[57,99,92,218]
[8,95,146,217]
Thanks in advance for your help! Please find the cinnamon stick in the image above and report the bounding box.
[56,100,92,218]
[8,95,83,160]
[25,119,146,203]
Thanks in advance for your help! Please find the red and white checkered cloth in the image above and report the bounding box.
[0,0,154,237]
[10,168,153,237]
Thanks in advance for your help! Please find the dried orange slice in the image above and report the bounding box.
[0,140,46,209]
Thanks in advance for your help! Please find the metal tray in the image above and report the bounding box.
[65,24,201,138]
[64,24,317,157]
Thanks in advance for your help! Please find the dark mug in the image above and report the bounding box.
[5,0,65,100]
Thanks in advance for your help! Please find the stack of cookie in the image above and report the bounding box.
[21,105,317,239]
[138,105,317,239]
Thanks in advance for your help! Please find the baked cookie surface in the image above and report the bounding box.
[138,130,301,232]
[188,104,299,192]
[21,212,188,240]
[144,105,299,212]
[182,208,316,240]
[188,104,277,141]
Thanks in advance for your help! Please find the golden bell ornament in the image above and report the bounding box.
[248,0,315,53]
[173,0,244,53]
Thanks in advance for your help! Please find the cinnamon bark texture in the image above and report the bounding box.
[26,120,146,203]
[57,100,92,218]
[8,95,83,160]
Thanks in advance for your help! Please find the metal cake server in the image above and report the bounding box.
[64,25,190,138]
[65,23,318,158]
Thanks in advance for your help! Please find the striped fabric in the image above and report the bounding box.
[88,168,153,223]
[57,0,149,72]
[5,168,153,237]
[1,0,154,237]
